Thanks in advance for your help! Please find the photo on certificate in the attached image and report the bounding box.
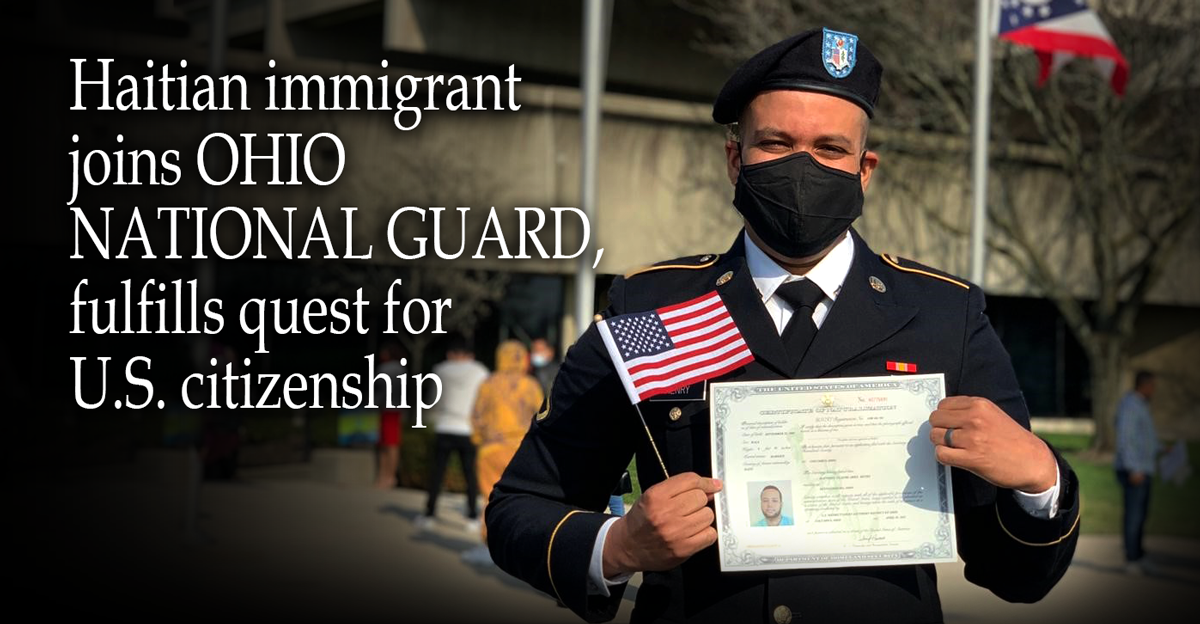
[710,374,957,572]
[748,481,795,528]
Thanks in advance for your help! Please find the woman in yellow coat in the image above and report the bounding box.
[471,340,544,543]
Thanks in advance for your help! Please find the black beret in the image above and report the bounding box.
[712,28,883,123]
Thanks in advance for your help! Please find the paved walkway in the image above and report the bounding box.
[28,464,1198,622]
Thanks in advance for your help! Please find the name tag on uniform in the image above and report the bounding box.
[647,381,707,402]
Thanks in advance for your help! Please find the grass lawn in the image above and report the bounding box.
[625,434,1199,538]
[1041,433,1199,537]
[622,458,643,506]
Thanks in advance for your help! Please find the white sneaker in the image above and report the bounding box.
[415,515,435,532]
[464,518,481,534]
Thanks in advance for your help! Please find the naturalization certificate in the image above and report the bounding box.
[709,374,956,572]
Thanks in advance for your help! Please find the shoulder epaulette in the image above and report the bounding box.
[880,253,969,290]
[624,253,720,278]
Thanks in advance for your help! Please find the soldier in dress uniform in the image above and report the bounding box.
[485,28,1080,624]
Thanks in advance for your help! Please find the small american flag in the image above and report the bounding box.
[597,291,754,403]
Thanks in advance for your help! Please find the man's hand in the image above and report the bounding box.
[602,472,721,577]
[929,396,1057,493]
[1129,471,1146,486]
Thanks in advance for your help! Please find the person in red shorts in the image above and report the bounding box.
[375,340,408,489]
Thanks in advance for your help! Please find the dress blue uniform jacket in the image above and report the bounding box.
[486,229,1080,624]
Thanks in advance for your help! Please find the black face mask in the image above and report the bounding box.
[732,151,864,258]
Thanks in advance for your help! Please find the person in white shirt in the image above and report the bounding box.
[416,334,490,532]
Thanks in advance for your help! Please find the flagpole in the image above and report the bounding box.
[575,0,612,339]
[633,403,670,479]
[969,0,994,287]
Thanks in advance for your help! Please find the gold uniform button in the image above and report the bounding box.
[668,407,682,421]
[699,254,713,262]
[773,605,793,624]
[715,271,733,286]
[593,313,603,322]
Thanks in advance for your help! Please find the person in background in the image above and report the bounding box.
[1114,370,1162,575]
[417,334,490,533]
[607,471,633,517]
[202,342,241,480]
[463,340,544,565]
[530,337,561,397]
[374,340,407,490]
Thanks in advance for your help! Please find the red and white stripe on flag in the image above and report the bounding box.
[997,0,1129,95]
[597,291,755,403]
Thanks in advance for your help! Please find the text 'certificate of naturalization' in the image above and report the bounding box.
[709,374,956,572]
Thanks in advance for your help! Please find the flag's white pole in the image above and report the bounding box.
[970,0,995,287]
[575,0,612,338]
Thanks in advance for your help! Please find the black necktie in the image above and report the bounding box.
[775,279,825,362]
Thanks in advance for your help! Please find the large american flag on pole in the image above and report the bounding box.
[998,0,1128,95]
[597,291,754,403]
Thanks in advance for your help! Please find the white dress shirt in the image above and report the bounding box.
[586,232,1059,595]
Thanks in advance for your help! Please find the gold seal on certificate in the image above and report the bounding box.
[709,374,956,572]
